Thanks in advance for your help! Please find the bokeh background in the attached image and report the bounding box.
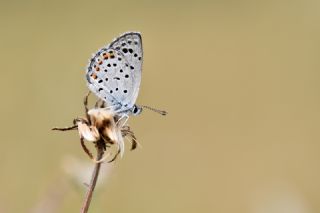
[1,0,320,212]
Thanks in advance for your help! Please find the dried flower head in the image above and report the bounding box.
[53,92,137,163]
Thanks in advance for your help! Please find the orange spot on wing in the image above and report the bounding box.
[103,52,110,60]
[91,73,97,79]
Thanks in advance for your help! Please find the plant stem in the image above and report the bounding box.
[80,140,105,213]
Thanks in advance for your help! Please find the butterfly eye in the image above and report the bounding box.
[132,106,142,115]
[133,107,138,114]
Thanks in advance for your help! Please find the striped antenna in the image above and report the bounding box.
[141,105,167,116]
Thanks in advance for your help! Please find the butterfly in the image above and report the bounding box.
[86,32,166,123]
[86,32,143,116]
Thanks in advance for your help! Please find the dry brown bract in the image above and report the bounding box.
[52,92,137,163]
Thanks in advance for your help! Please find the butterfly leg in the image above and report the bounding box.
[102,104,119,111]
[116,114,129,127]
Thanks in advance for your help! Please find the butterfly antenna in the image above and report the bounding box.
[141,105,167,116]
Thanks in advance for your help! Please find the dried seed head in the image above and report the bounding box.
[87,109,121,144]
[77,120,100,142]
[53,91,138,162]
[77,108,125,158]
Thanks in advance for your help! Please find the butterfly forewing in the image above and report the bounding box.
[86,32,143,112]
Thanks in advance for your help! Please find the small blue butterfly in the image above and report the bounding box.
[86,32,166,121]
[86,32,143,115]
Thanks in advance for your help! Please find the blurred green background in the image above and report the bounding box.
[1,0,320,212]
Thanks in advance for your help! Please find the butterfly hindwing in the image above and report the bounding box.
[86,32,143,112]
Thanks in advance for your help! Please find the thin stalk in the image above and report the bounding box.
[80,140,105,213]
